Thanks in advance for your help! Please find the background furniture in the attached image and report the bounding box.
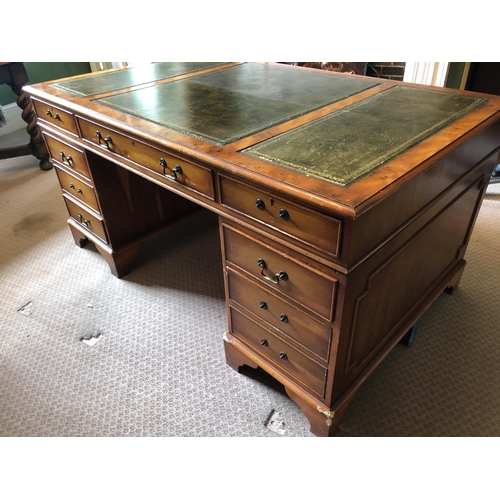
[464,62,500,183]
[0,62,51,170]
[296,62,367,75]
[25,63,500,436]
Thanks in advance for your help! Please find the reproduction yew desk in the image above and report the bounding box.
[25,62,500,436]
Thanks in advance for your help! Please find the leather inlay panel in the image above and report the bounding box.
[96,63,379,145]
[243,86,486,187]
[51,62,228,97]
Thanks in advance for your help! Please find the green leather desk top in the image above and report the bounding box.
[46,62,488,189]
[50,62,226,97]
[95,63,380,146]
[244,85,486,187]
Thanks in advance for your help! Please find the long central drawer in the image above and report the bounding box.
[77,117,215,200]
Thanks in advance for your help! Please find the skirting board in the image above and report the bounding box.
[0,103,25,137]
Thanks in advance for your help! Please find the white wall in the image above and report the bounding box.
[0,103,25,137]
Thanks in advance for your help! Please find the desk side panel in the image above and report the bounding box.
[342,120,500,269]
[330,157,494,405]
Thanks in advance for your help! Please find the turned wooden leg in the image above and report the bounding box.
[9,76,52,171]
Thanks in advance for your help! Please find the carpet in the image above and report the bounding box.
[1,133,499,437]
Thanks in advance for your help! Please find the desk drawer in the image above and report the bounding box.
[219,175,341,257]
[32,98,79,136]
[230,307,327,397]
[227,268,331,362]
[63,194,108,243]
[222,223,337,321]
[55,166,99,212]
[78,118,215,199]
[44,133,91,180]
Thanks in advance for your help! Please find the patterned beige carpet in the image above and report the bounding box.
[1,130,499,437]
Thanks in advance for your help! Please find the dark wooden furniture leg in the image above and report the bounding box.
[0,62,52,170]
[400,322,419,348]
[68,222,145,278]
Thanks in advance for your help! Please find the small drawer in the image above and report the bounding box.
[32,98,79,136]
[227,268,331,362]
[230,307,327,397]
[55,166,99,212]
[219,175,341,257]
[44,133,91,180]
[77,117,215,199]
[63,194,108,243]
[222,223,337,321]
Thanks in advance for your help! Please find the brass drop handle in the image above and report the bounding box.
[46,110,60,120]
[257,258,288,284]
[95,131,113,149]
[59,150,73,164]
[77,213,91,227]
[159,158,183,180]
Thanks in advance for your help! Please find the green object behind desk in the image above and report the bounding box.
[0,62,91,105]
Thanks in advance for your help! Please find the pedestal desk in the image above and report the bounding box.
[24,63,500,436]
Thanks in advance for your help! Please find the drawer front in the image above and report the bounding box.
[32,98,79,136]
[44,133,91,180]
[78,118,215,199]
[63,194,108,243]
[219,175,341,257]
[230,307,327,397]
[222,223,337,321]
[227,268,331,362]
[54,166,99,212]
